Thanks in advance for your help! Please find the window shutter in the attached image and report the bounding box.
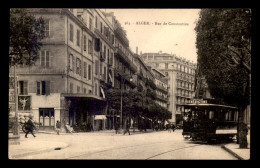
[41,51,45,67]
[24,81,28,95]
[45,81,50,95]
[36,81,41,95]
[88,65,91,80]
[46,51,50,68]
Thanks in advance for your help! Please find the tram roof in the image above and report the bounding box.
[183,103,237,109]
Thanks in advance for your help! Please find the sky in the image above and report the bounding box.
[102,9,201,63]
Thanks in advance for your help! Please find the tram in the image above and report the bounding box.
[182,103,238,141]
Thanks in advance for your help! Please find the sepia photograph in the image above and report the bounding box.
[8,8,251,160]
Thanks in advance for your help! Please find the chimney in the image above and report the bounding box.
[136,47,138,54]
[140,51,142,55]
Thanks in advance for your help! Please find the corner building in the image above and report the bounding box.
[9,8,113,132]
[141,51,197,125]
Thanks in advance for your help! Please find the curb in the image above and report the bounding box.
[9,143,69,159]
[221,145,244,160]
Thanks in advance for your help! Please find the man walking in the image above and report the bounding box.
[123,123,130,135]
[56,120,61,135]
[25,115,36,138]
[115,122,119,134]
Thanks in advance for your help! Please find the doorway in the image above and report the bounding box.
[39,108,55,131]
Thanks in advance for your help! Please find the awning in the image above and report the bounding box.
[62,93,106,101]
[94,115,107,120]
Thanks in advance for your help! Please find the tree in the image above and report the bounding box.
[9,8,46,67]
[195,9,251,148]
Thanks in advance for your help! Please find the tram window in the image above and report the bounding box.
[225,112,229,121]
[209,111,214,119]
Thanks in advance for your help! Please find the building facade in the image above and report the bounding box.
[8,8,115,132]
[141,51,197,125]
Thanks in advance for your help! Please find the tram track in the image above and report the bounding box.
[66,140,202,159]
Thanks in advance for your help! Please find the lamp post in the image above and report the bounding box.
[13,65,20,137]
[119,73,134,133]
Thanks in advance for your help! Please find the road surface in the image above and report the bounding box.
[14,130,237,160]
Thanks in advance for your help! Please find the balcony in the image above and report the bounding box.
[156,94,168,102]
[114,47,137,72]
[156,85,168,93]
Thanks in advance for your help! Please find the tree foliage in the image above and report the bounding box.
[9,8,46,67]
[195,9,251,108]
[106,88,171,123]
[195,9,251,148]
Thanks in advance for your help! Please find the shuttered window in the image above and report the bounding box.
[19,81,28,95]
[70,24,73,42]
[36,81,50,96]
[88,64,91,80]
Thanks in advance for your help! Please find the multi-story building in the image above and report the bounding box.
[151,67,168,109]
[103,12,138,128]
[8,8,116,132]
[141,51,197,125]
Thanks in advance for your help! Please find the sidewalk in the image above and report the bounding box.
[8,133,69,159]
[221,131,250,160]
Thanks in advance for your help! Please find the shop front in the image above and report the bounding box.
[62,93,107,132]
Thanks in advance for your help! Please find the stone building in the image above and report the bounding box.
[141,51,197,125]
[9,8,110,132]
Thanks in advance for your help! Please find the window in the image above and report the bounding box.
[77,86,80,93]
[19,81,28,95]
[76,29,80,46]
[70,83,73,93]
[95,60,99,75]
[83,62,87,78]
[104,45,106,60]
[89,17,93,30]
[88,65,91,80]
[95,16,98,28]
[100,62,102,77]
[88,40,93,55]
[36,81,50,95]
[100,22,103,33]
[70,24,73,42]
[165,63,168,69]
[83,35,87,51]
[84,88,86,94]
[104,66,106,80]
[44,19,50,37]
[76,58,81,75]
[39,108,54,127]
[69,54,73,71]
[40,50,50,68]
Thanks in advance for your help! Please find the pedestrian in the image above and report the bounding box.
[25,115,36,138]
[65,122,73,133]
[124,123,130,135]
[172,124,176,132]
[115,122,119,134]
[167,124,171,133]
[56,120,61,135]
[90,123,94,132]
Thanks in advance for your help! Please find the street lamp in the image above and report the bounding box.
[119,73,135,133]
